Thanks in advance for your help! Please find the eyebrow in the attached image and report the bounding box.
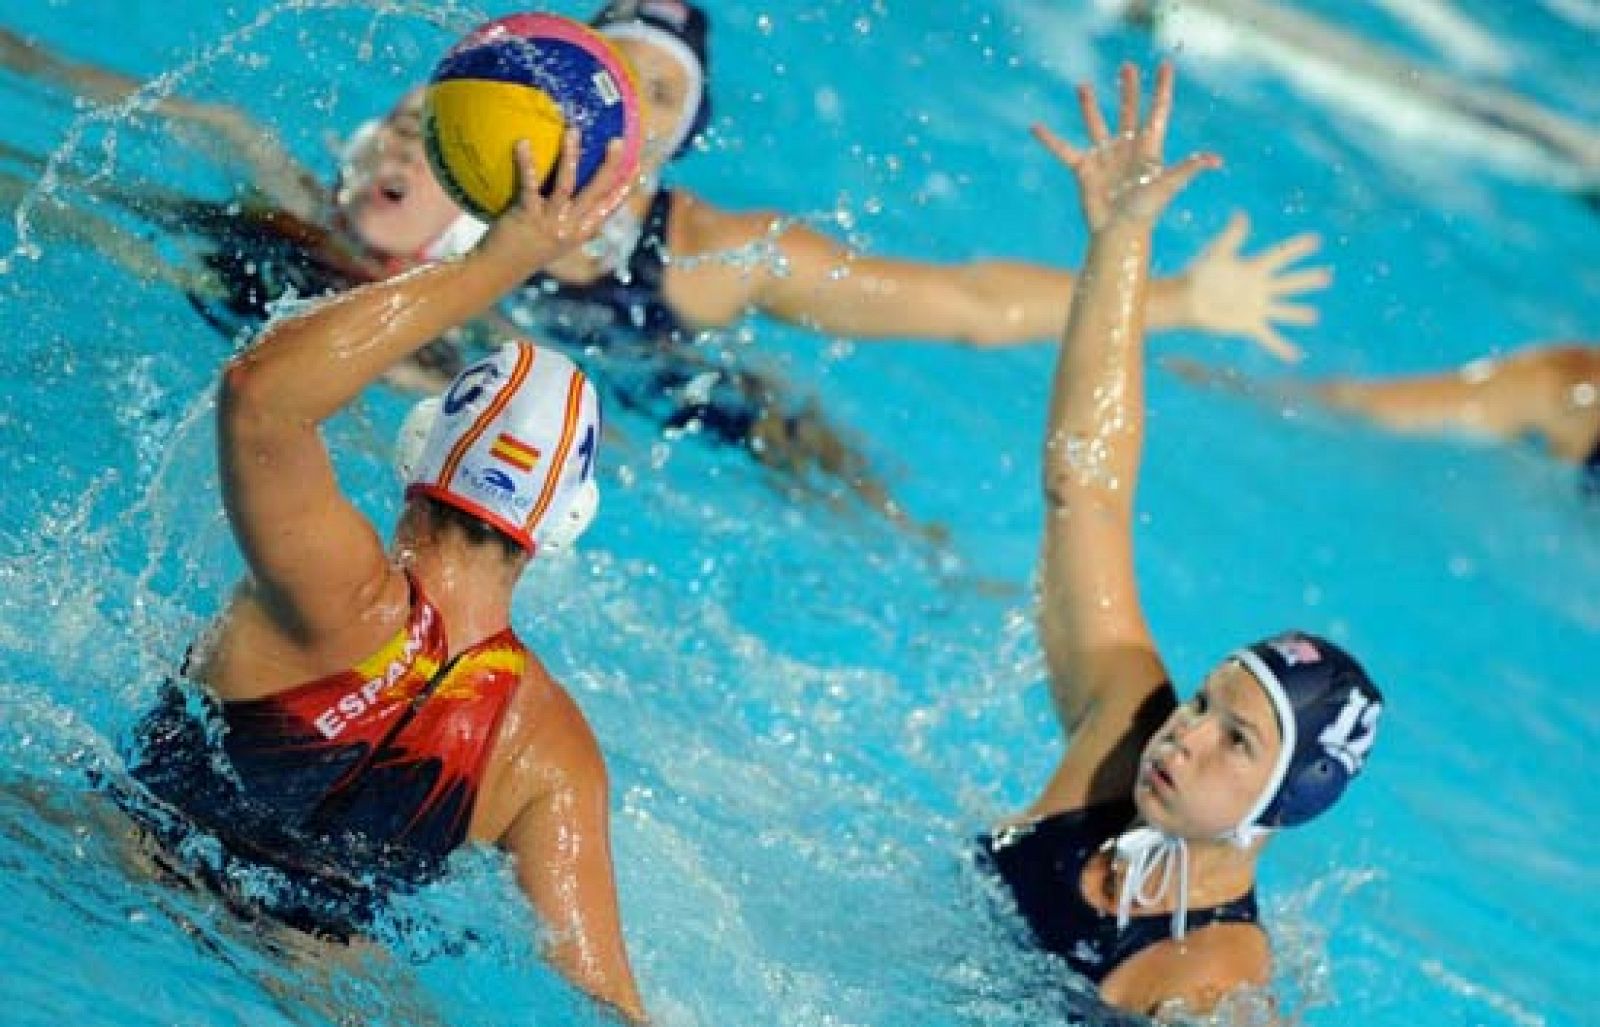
[1228,711,1267,748]
[1212,686,1269,747]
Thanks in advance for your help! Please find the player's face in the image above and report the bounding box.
[613,37,695,171]
[335,90,463,260]
[1133,661,1283,840]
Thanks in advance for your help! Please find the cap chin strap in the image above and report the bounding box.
[581,199,649,276]
[1110,827,1192,941]
[598,21,705,158]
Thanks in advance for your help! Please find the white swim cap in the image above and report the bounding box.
[418,212,489,263]
[397,342,602,553]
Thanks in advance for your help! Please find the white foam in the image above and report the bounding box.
[1143,0,1600,191]
[1418,958,1548,1027]
[1540,0,1600,31]
[1371,0,1514,75]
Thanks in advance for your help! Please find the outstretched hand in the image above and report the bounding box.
[1032,62,1220,231]
[478,129,634,273]
[1180,212,1330,362]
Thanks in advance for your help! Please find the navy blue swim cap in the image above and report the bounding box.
[593,0,712,160]
[1230,632,1384,836]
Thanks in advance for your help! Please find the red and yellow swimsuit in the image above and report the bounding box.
[128,573,526,934]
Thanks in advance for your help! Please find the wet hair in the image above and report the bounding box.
[411,495,524,562]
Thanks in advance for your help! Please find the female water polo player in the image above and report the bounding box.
[1,6,1327,490]
[1168,341,1600,493]
[422,0,1332,446]
[976,64,1383,1016]
[120,138,648,1020]
[525,2,1326,359]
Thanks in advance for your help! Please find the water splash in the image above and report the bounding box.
[1,0,487,277]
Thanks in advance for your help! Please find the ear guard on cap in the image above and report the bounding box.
[532,478,599,552]
[395,396,443,483]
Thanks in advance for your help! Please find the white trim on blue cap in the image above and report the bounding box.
[1227,648,1299,846]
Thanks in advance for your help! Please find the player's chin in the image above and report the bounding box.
[348,212,425,260]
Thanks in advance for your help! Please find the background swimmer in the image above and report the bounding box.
[1167,341,1600,490]
[975,63,1383,1017]
[525,2,1329,363]
[0,25,462,389]
[0,6,1328,462]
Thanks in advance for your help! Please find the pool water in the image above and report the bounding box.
[1,1,1597,1024]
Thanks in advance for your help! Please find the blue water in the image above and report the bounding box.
[2,1,1597,1024]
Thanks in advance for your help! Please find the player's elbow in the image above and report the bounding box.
[217,354,275,435]
[957,318,1019,348]
[218,334,321,436]
[951,263,1051,347]
[938,282,1019,348]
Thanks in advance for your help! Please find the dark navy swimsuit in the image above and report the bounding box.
[176,198,460,378]
[190,222,349,337]
[515,189,803,448]
[521,188,684,341]
[181,187,796,448]
[977,801,1260,984]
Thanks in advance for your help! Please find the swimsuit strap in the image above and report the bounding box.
[624,188,676,296]
[515,187,685,342]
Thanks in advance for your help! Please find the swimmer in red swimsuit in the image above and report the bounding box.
[125,136,647,1021]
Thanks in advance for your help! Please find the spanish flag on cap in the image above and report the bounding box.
[397,341,601,553]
